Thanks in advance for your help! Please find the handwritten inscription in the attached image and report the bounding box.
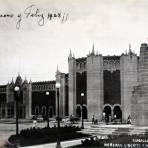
[0,5,68,29]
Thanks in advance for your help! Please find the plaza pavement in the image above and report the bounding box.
[19,123,148,148]
[0,119,148,148]
[0,119,47,147]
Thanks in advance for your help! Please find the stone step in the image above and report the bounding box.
[82,126,148,136]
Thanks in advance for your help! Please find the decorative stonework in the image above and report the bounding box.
[32,82,55,92]
[103,59,120,72]
[76,62,86,73]
[76,57,87,72]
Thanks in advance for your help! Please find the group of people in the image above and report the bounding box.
[92,115,98,124]
[92,113,121,124]
[31,114,131,128]
[92,113,131,124]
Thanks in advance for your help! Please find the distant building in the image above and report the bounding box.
[0,43,147,124]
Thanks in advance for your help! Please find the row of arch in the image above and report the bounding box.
[34,106,54,118]
[75,104,122,120]
[103,104,122,119]
[34,104,122,120]
[76,104,88,119]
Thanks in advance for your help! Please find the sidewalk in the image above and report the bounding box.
[19,138,86,148]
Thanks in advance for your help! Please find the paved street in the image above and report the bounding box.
[0,119,47,146]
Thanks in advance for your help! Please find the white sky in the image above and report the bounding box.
[0,0,148,84]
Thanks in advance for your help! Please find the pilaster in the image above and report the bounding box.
[22,81,32,119]
[87,54,104,121]
[68,56,76,116]
[120,53,138,122]
[56,71,66,117]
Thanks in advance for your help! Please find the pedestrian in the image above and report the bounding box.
[109,115,111,122]
[32,119,37,128]
[32,116,37,128]
[106,115,109,124]
[114,114,117,124]
[127,115,131,124]
[92,115,95,124]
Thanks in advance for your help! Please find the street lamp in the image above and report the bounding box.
[81,92,84,129]
[14,86,20,136]
[55,82,61,148]
[46,91,50,128]
[103,112,106,122]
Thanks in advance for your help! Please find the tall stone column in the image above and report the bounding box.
[56,69,67,118]
[5,84,9,118]
[61,75,66,117]
[23,81,32,119]
[68,53,76,116]
[87,54,104,121]
[56,70,62,117]
[27,82,32,118]
[120,53,137,122]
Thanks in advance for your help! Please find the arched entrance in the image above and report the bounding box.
[35,106,39,117]
[41,106,46,118]
[49,106,54,117]
[113,105,122,120]
[103,105,111,116]
[82,106,87,119]
[103,105,112,122]
[76,105,81,118]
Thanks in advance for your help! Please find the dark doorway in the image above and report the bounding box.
[82,106,87,119]
[76,106,81,118]
[42,107,46,118]
[35,107,39,117]
[103,105,111,122]
[103,105,111,116]
[113,106,122,119]
[49,107,53,117]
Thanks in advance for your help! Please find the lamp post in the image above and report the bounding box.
[14,86,20,136]
[46,91,50,128]
[55,82,61,148]
[103,112,105,122]
[81,92,84,129]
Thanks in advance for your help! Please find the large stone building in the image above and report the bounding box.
[0,43,147,125]
[68,44,137,122]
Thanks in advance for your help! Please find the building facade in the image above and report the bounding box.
[0,71,69,119]
[68,45,137,122]
[0,43,147,124]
